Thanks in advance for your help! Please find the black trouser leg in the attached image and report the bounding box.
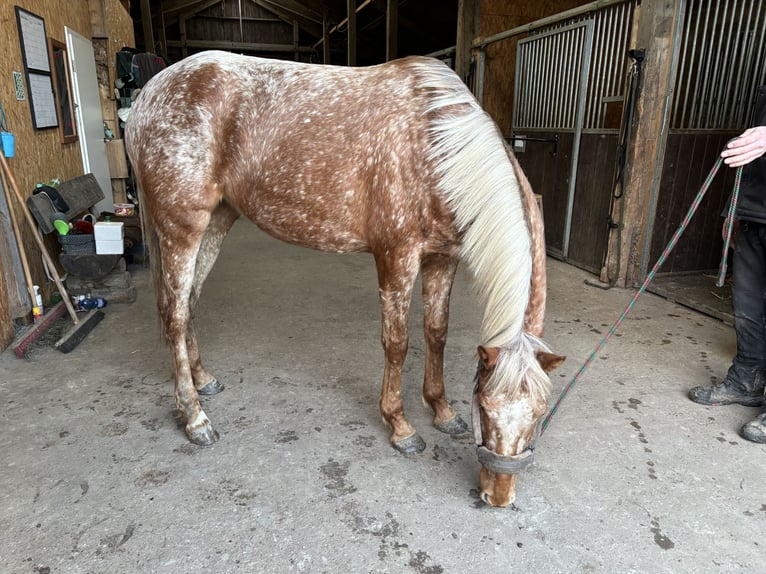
[725,221,766,396]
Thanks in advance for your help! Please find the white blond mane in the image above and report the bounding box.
[417,59,551,400]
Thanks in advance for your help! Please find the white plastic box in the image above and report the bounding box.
[94,221,124,255]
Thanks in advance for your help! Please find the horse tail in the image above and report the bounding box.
[136,183,168,343]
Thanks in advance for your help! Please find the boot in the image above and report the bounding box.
[688,380,764,407]
[741,413,766,443]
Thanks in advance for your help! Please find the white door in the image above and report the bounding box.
[65,27,113,214]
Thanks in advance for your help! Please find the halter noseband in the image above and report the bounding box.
[471,365,540,475]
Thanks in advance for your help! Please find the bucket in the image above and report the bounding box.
[1,132,14,158]
[58,233,96,255]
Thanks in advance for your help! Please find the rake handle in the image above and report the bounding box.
[0,153,80,324]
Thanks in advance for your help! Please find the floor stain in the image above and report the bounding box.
[100,422,129,437]
[408,549,444,574]
[353,435,377,447]
[276,429,299,444]
[650,518,675,550]
[134,469,170,488]
[320,459,357,497]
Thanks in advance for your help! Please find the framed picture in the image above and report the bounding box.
[49,38,78,142]
[15,6,58,130]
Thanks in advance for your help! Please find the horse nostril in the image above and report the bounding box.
[480,491,491,505]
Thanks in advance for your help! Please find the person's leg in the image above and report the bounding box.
[740,222,766,443]
[689,221,766,406]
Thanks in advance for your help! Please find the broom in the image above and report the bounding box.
[0,153,104,355]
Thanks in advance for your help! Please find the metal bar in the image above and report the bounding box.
[724,0,751,127]
[676,1,701,129]
[705,0,727,127]
[476,0,628,48]
[601,6,617,127]
[733,0,758,126]
[512,43,523,129]
[587,12,604,128]
[744,1,766,124]
[551,33,561,128]
[711,0,736,127]
[477,48,486,103]
[691,0,716,128]
[563,20,595,258]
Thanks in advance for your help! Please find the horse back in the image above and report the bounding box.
[126,52,461,255]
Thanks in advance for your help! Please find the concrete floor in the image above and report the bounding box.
[1,220,764,574]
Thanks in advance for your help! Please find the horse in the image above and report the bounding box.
[124,50,565,507]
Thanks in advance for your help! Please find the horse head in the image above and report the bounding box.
[473,340,565,507]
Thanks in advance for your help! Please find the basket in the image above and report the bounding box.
[58,233,96,254]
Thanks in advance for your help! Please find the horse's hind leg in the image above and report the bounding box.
[155,210,218,446]
[375,249,425,454]
[421,254,469,435]
[186,201,240,396]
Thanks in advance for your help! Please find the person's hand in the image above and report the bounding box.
[721,126,766,167]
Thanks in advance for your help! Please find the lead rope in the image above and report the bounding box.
[716,165,743,287]
[541,155,743,434]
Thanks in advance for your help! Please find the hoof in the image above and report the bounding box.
[187,424,219,446]
[198,378,225,396]
[434,414,469,435]
[393,433,426,454]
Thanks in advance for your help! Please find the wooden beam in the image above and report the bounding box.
[157,4,168,58]
[293,20,300,60]
[259,0,322,23]
[166,39,316,52]
[176,0,223,20]
[347,0,356,66]
[456,0,478,83]
[179,16,188,58]
[386,0,397,61]
[605,0,685,287]
[313,0,374,49]
[322,12,330,63]
[140,0,156,53]
[251,0,323,38]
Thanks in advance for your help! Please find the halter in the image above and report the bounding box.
[471,364,540,475]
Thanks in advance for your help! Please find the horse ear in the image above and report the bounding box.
[536,351,566,373]
[477,346,501,370]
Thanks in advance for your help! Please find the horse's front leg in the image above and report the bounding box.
[421,255,469,435]
[375,250,425,454]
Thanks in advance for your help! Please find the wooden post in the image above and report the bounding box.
[347,0,356,66]
[456,0,478,83]
[179,16,188,58]
[293,20,300,61]
[603,0,685,287]
[323,12,331,64]
[322,12,332,64]
[386,0,398,62]
[140,0,155,53]
[157,5,168,58]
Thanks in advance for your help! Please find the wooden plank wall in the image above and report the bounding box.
[568,133,619,273]
[479,0,583,136]
[514,132,574,256]
[650,132,739,274]
[0,0,131,350]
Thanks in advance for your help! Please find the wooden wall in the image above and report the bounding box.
[0,0,131,350]
[650,132,739,274]
[479,0,585,136]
